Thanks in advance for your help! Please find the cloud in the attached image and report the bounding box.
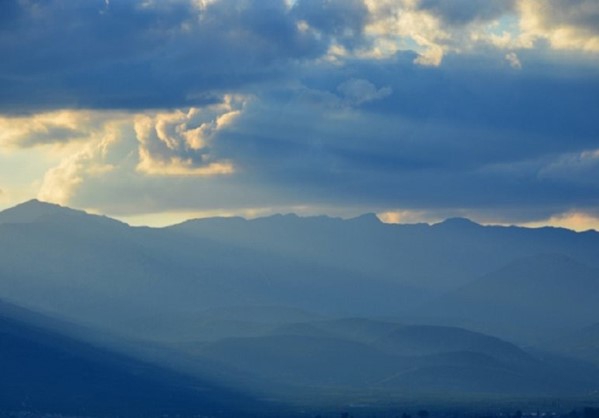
[36,117,128,205]
[0,0,331,112]
[505,51,522,68]
[538,149,599,187]
[519,0,599,52]
[1,0,599,227]
[362,0,451,65]
[1,0,597,115]
[0,111,110,148]
[361,0,599,67]
[337,78,392,105]
[6,49,589,225]
[291,0,368,49]
[417,0,516,26]
[134,95,244,176]
[522,211,599,232]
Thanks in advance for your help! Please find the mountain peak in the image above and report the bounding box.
[0,199,74,224]
[17,198,57,208]
[0,199,125,227]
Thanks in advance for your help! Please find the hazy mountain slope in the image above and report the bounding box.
[190,319,599,397]
[0,300,262,417]
[169,214,599,292]
[2,200,599,345]
[120,305,326,344]
[0,200,423,339]
[275,317,402,343]
[543,323,599,367]
[424,254,599,343]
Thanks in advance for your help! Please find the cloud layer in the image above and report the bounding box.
[1,0,598,228]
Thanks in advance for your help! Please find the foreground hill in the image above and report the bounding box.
[0,300,262,417]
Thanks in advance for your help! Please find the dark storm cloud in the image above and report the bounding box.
[416,0,515,25]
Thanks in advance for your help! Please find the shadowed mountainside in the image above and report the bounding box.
[0,299,266,417]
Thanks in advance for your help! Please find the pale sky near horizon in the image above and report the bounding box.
[1,0,599,230]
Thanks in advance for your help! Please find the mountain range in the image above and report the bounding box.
[1,199,599,415]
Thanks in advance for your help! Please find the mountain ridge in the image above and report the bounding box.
[2,199,599,404]
[5,199,599,236]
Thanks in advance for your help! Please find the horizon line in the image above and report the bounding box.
[1,198,598,234]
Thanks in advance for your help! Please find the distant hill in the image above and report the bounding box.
[189,318,599,397]
[424,254,599,343]
[542,322,599,367]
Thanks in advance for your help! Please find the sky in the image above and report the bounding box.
[1,0,598,229]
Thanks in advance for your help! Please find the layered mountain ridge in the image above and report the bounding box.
[1,199,599,413]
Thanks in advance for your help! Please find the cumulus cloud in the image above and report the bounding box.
[24,96,242,206]
[361,0,599,66]
[360,0,517,65]
[519,0,599,52]
[362,0,450,65]
[134,96,244,176]
[37,120,126,205]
